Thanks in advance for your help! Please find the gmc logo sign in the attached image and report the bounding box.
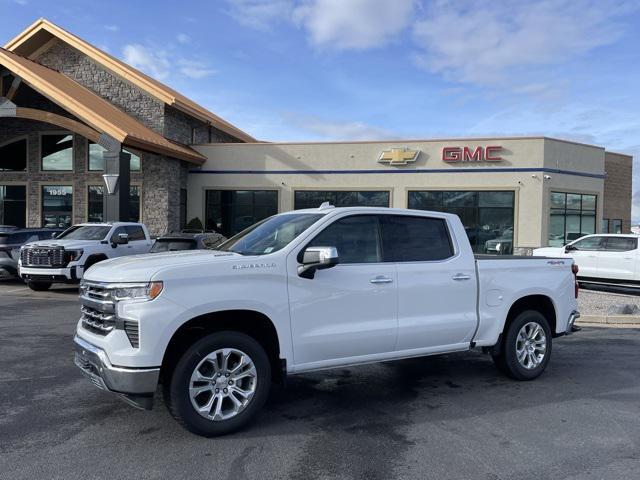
[442,146,502,163]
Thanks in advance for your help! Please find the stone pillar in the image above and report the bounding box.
[103,150,131,222]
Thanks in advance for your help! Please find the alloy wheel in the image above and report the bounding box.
[515,322,547,370]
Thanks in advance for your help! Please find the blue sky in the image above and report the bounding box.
[3,0,640,220]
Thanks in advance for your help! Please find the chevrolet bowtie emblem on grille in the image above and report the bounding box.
[378,147,420,166]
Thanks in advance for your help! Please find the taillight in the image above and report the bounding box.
[572,263,579,298]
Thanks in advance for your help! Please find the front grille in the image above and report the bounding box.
[21,247,66,267]
[124,321,140,348]
[79,282,140,348]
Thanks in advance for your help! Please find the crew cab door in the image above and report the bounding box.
[288,215,398,368]
[595,236,638,281]
[125,225,152,254]
[380,214,478,351]
[565,236,604,277]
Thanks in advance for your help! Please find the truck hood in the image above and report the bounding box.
[532,246,566,257]
[22,239,101,250]
[83,250,242,282]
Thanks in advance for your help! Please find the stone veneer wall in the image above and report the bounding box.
[603,151,633,232]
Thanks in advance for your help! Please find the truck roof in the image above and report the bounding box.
[73,222,145,227]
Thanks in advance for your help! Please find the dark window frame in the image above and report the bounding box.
[0,184,27,228]
[41,184,73,228]
[549,191,598,245]
[603,236,637,252]
[293,190,391,210]
[40,133,74,172]
[0,136,28,172]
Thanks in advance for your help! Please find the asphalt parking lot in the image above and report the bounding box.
[1,280,640,480]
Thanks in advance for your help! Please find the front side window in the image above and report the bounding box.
[0,185,26,228]
[307,215,381,264]
[0,138,27,171]
[549,192,597,246]
[219,213,324,256]
[42,134,73,171]
[125,225,145,240]
[42,185,72,228]
[88,141,142,171]
[381,215,454,262]
[57,225,111,240]
[571,236,604,250]
[604,237,637,251]
[205,190,278,237]
[294,190,390,210]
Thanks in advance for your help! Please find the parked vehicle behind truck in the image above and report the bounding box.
[0,228,63,278]
[19,222,152,291]
[74,205,580,436]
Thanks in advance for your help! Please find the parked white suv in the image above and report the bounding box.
[19,222,152,291]
[534,234,640,287]
[74,206,579,436]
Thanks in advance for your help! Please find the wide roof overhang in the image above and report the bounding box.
[0,47,206,164]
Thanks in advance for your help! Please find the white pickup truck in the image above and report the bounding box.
[19,222,152,291]
[73,206,580,436]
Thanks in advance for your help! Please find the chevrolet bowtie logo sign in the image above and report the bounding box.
[378,147,420,166]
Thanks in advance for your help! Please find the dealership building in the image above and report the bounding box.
[0,19,633,253]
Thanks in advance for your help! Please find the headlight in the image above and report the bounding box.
[112,281,163,301]
[65,249,84,262]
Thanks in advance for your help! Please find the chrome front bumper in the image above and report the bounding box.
[73,335,159,409]
[566,310,581,334]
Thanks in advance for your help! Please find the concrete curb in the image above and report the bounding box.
[577,314,640,326]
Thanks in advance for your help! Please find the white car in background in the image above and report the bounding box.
[533,234,640,287]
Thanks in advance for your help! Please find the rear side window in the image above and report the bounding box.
[604,237,637,252]
[125,225,146,241]
[307,215,381,264]
[381,215,454,262]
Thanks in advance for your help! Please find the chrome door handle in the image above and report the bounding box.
[370,275,393,284]
[452,273,471,281]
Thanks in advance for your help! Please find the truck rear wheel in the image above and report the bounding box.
[27,281,51,291]
[492,310,552,380]
[165,331,271,437]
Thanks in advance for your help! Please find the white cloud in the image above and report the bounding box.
[123,44,171,80]
[284,113,398,140]
[176,33,191,44]
[293,0,416,49]
[178,60,218,79]
[412,0,636,86]
[122,44,217,81]
[104,25,119,32]
[225,0,294,30]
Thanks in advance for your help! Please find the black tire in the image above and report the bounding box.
[27,281,51,291]
[491,310,552,380]
[83,256,106,272]
[165,331,271,437]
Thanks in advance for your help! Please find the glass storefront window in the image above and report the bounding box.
[408,190,514,254]
[293,190,390,210]
[548,192,597,246]
[601,219,609,233]
[42,185,73,228]
[0,185,26,228]
[612,219,622,234]
[205,190,278,236]
[42,134,73,171]
[88,141,141,171]
[87,185,141,222]
[0,138,27,171]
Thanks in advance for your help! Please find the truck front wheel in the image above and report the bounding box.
[27,281,51,291]
[165,331,271,437]
[492,310,552,380]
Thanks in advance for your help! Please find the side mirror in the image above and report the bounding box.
[565,244,577,253]
[113,233,129,246]
[298,246,339,279]
[51,232,58,239]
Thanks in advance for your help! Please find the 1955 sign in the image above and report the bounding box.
[442,146,503,163]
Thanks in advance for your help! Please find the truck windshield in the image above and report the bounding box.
[57,225,111,240]
[218,213,324,255]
